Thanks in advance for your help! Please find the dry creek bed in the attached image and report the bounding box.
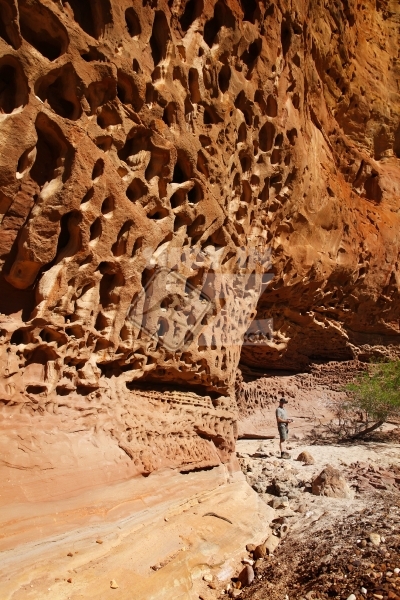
[214,433,400,600]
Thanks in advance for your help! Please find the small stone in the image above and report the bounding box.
[347,595,357,600]
[246,543,256,553]
[67,552,73,557]
[230,590,242,598]
[203,574,213,583]
[110,580,119,589]
[373,595,383,599]
[67,578,72,583]
[238,565,254,588]
[264,535,280,555]
[394,567,400,574]
[361,588,367,595]
[242,558,254,566]
[253,544,266,559]
[269,496,289,509]
[96,539,103,544]
[278,523,289,538]
[369,533,381,546]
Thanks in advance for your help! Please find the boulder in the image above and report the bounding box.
[296,451,315,465]
[312,465,352,499]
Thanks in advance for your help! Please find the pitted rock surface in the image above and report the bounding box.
[0,0,399,496]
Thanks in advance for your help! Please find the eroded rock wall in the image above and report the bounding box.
[236,360,365,436]
[0,0,273,491]
[0,0,399,497]
[240,0,400,370]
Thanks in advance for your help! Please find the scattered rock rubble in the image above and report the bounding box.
[215,438,400,600]
[240,496,400,600]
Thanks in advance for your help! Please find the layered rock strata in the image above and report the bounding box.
[236,360,366,436]
[0,0,400,556]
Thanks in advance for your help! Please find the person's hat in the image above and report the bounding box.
[279,397,288,403]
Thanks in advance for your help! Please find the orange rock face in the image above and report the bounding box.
[0,0,399,504]
[240,0,400,371]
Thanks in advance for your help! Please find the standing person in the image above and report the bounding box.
[276,397,293,459]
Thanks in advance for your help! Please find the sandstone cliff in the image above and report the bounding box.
[1,0,400,597]
[240,0,400,372]
[0,0,399,514]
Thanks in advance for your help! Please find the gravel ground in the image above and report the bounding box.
[241,493,400,600]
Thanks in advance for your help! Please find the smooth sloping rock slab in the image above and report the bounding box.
[0,467,273,600]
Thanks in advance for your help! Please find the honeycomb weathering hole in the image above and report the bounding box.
[55,210,82,261]
[179,0,203,32]
[125,7,141,37]
[0,56,28,113]
[281,18,292,56]
[241,38,262,76]
[0,0,21,49]
[173,151,193,184]
[117,70,144,112]
[85,75,116,114]
[218,64,231,93]
[266,94,278,117]
[101,196,114,215]
[30,113,73,186]
[259,121,275,152]
[35,63,82,120]
[89,217,102,242]
[188,181,203,204]
[112,220,133,256]
[97,104,122,128]
[204,0,235,48]
[147,206,169,220]
[92,158,104,180]
[64,0,112,40]
[150,11,171,66]
[239,0,258,23]
[18,0,69,60]
[126,178,147,202]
